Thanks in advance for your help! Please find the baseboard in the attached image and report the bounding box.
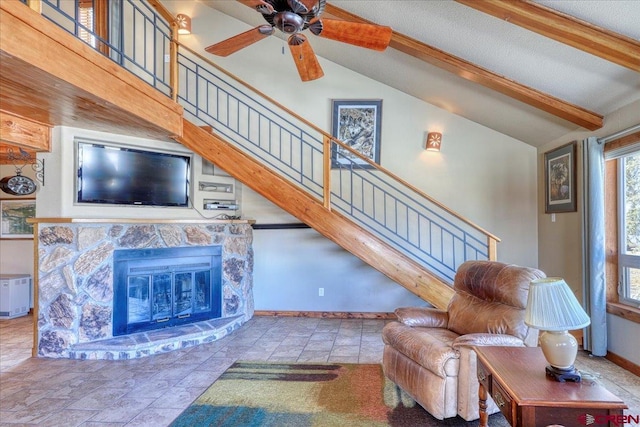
[254,310,397,319]
[605,351,640,377]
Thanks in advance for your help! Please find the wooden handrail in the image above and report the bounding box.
[145,0,174,23]
[176,42,501,244]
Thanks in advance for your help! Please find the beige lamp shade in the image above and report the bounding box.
[525,277,590,331]
[525,277,591,379]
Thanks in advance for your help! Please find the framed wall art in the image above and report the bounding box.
[544,141,577,213]
[331,99,382,168]
[0,199,36,239]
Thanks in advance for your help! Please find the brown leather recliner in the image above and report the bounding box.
[382,260,545,421]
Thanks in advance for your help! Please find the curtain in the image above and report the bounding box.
[109,0,122,63]
[581,137,607,356]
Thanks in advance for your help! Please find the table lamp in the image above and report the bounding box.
[524,277,591,382]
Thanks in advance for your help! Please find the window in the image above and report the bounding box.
[78,1,96,48]
[77,0,109,54]
[605,130,640,314]
[618,152,640,307]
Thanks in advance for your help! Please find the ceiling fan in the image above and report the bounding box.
[205,0,393,82]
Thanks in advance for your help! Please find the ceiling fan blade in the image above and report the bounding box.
[288,34,324,82]
[310,19,392,51]
[205,26,274,57]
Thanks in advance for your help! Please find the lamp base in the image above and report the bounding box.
[545,365,581,382]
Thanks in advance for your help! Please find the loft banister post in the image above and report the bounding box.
[145,0,179,101]
[170,21,179,102]
[488,237,498,261]
[26,0,41,13]
[323,135,332,210]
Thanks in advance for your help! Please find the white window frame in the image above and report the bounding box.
[78,1,96,48]
[617,153,640,308]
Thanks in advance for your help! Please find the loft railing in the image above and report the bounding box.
[177,46,498,281]
[26,0,499,283]
[36,0,173,97]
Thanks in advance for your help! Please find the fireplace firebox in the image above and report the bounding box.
[113,246,222,336]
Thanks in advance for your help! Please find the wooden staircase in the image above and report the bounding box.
[176,121,454,309]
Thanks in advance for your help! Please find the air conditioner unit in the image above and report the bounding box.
[0,274,31,319]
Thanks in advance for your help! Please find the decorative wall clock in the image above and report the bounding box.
[0,172,37,195]
[0,147,43,196]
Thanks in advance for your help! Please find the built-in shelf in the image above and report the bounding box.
[203,199,239,211]
[199,181,233,193]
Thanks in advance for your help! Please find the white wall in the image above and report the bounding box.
[607,314,640,366]
[253,228,425,311]
[172,1,539,269]
[0,164,37,279]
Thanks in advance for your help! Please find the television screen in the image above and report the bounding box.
[76,141,191,207]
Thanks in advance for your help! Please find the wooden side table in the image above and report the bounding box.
[475,346,627,427]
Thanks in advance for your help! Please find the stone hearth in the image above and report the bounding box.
[33,219,254,359]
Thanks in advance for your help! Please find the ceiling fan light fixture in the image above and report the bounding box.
[309,20,323,36]
[176,14,192,35]
[274,11,305,34]
[258,25,275,35]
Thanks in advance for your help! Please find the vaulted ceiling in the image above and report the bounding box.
[199,0,640,147]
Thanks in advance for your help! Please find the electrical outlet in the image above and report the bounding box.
[318,287,324,297]
[164,54,170,63]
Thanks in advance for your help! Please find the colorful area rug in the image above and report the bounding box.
[170,361,508,426]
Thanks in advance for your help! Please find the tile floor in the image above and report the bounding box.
[1,314,639,426]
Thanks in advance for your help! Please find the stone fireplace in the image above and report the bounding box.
[33,219,254,359]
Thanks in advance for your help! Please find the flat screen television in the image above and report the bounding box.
[76,141,191,207]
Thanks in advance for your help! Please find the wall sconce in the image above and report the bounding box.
[425,132,442,152]
[176,14,192,35]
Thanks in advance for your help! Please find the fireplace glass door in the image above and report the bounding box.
[114,246,222,336]
[126,269,213,325]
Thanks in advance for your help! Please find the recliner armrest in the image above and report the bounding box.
[452,333,525,350]
[394,307,449,328]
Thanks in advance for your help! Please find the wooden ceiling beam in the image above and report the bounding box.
[455,0,640,72]
[0,110,51,152]
[323,4,603,131]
